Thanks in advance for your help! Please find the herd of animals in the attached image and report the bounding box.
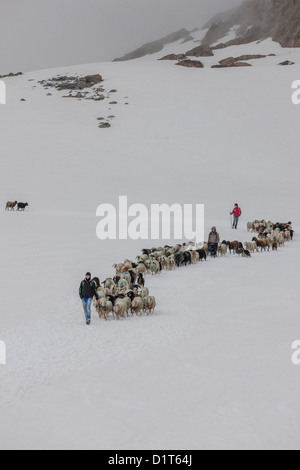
[91,219,294,321]
[5,201,28,211]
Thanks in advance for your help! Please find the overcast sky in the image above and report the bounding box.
[0,0,243,73]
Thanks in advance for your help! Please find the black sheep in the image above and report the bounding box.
[17,202,28,211]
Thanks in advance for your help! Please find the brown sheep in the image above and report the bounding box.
[272,241,278,251]
[5,201,17,211]
[226,241,240,253]
[252,237,268,252]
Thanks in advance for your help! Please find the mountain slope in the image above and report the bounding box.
[113,28,192,62]
[114,0,300,63]
[202,0,300,48]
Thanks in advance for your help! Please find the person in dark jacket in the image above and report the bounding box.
[79,272,99,325]
[208,226,220,258]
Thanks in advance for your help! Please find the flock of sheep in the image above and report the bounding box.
[91,219,293,321]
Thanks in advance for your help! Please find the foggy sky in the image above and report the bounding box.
[0,0,243,73]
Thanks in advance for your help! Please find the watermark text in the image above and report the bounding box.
[96,197,205,242]
[0,341,6,365]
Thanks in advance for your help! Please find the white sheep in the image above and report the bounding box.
[131,297,144,316]
[145,296,156,315]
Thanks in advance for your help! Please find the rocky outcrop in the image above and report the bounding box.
[202,0,300,49]
[39,74,103,91]
[219,57,236,67]
[278,60,295,66]
[212,54,270,68]
[0,72,23,78]
[185,45,214,57]
[114,29,191,61]
[235,54,267,61]
[176,59,204,68]
[159,54,186,61]
[212,61,252,68]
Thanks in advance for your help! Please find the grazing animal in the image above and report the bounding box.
[226,241,239,253]
[5,201,17,211]
[102,278,115,290]
[252,237,268,252]
[118,278,129,290]
[114,298,127,319]
[92,277,101,288]
[17,202,28,211]
[98,298,113,320]
[272,241,278,251]
[175,252,184,268]
[151,260,160,275]
[168,256,176,270]
[182,252,192,266]
[196,249,207,261]
[242,249,251,258]
[131,297,144,316]
[145,296,156,315]
[113,263,123,275]
[136,262,147,275]
[137,273,145,287]
[217,244,227,257]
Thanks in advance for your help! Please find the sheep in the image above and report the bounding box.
[277,235,285,247]
[244,242,257,253]
[145,296,156,315]
[182,252,192,266]
[141,287,150,298]
[97,298,113,320]
[175,252,184,267]
[196,249,207,261]
[190,251,199,264]
[272,241,278,251]
[16,202,28,211]
[159,256,170,270]
[168,255,176,270]
[102,278,115,290]
[137,273,145,287]
[118,278,129,290]
[114,298,127,320]
[5,201,17,211]
[252,237,268,252]
[151,260,160,275]
[247,222,253,232]
[120,272,132,285]
[122,296,132,316]
[136,262,147,275]
[226,241,239,253]
[217,243,227,257]
[131,297,144,316]
[113,263,123,275]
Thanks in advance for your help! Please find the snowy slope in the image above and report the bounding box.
[1,38,300,450]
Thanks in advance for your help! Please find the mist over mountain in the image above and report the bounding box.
[115,0,300,61]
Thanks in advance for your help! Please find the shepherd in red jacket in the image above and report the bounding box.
[230,203,242,229]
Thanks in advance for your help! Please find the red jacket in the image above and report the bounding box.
[232,207,242,217]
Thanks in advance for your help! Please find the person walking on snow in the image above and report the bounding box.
[208,226,220,258]
[79,272,99,325]
[231,203,242,229]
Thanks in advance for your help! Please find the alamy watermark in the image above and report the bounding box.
[0,341,6,365]
[291,341,300,366]
[292,81,300,105]
[0,80,6,105]
[96,196,205,242]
